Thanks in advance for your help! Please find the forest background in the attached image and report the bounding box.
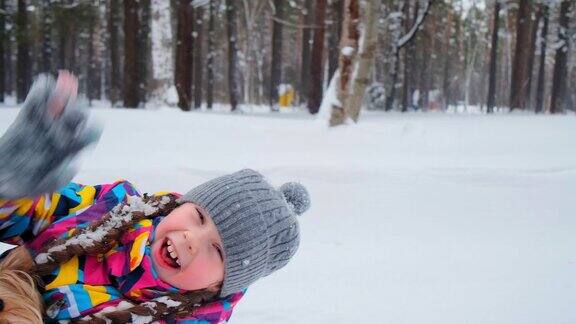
[0,0,574,122]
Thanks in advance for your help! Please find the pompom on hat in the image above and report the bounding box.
[177,169,310,297]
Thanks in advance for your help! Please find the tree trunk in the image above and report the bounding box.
[88,9,102,102]
[487,1,500,114]
[401,0,415,112]
[151,0,174,104]
[344,0,377,121]
[0,0,6,102]
[299,0,314,104]
[535,3,548,114]
[225,0,240,111]
[385,0,433,111]
[174,0,192,111]
[441,3,453,109]
[329,0,359,124]
[108,0,121,106]
[385,47,401,111]
[419,18,432,110]
[41,0,52,73]
[307,0,327,114]
[193,7,204,109]
[138,0,151,104]
[206,0,215,109]
[269,0,284,110]
[4,0,12,97]
[329,0,377,126]
[384,1,404,111]
[124,0,140,108]
[328,0,344,81]
[509,0,532,110]
[526,4,540,109]
[63,21,77,72]
[550,0,571,114]
[16,0,31,103]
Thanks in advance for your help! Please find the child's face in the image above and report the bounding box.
[151,203,225,292]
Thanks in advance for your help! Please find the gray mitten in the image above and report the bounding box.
[0,74,102,199]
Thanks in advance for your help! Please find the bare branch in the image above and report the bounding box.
[271,16,322,29]
[397,0,434,49]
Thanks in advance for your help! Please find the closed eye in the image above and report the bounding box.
[196,208,205,224]
[214,244,224,262]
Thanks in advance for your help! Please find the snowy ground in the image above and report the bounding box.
[1,106,575,324]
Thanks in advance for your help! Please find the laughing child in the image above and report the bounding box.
[0,72,310,323]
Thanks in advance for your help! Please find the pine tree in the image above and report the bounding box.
[299,0,313,104]
[108,0,122,106]
[487,0,501,114]
[16,0,31,103]
[384,0,434,111]
[550,0,571,114]
[87,5,102,102]
[175,0,193,111]
[269,0,284,110]
[0,0,6,102]
[138,0,152,104]
[40,0,52,73]
[327,0,344,81]
[308,0,327,114]
[206,0,216,109]
[124,0,140,108]
[535,3,549,114]
[225,0,239,111]
[510,0,532,110]
[193,6,204,109]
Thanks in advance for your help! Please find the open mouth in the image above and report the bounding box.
[160,238,181,269]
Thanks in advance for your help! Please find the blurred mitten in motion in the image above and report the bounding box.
[0,75,102,199]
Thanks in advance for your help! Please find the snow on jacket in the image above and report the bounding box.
[0,180,244,323]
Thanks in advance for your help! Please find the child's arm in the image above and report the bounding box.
[0,180,139,245]
[0,71,101,200]
[69,290,245,324]
[173,291,245,324]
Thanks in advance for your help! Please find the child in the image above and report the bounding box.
[0,74,310,323]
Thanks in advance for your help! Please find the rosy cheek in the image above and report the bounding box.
[184,256,214,277]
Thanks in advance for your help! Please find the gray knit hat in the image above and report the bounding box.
[177,169,310,297]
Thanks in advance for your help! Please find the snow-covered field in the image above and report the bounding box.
[1,106,575,324]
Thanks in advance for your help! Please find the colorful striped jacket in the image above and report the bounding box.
[0,180,244,323]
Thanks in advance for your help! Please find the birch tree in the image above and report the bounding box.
[240,0,267,104]
[150,0,173,104]
[328,0,378,126]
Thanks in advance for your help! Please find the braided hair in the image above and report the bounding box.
[1,194,221,324]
